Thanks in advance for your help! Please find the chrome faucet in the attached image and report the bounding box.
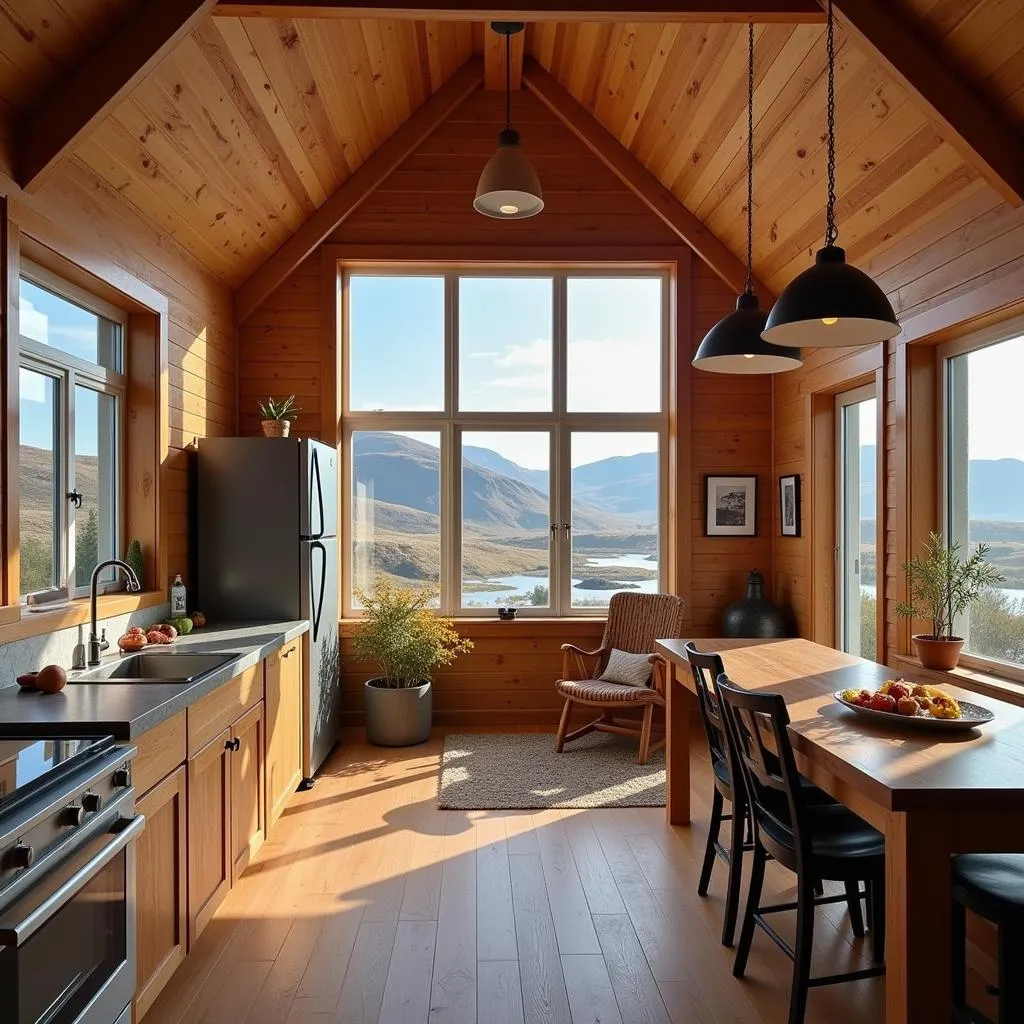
[88,559,142,666]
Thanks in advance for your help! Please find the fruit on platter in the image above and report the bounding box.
[867,693,897,713]
[118,632,147,652]
[897,696,920,716]
[190,611,206,629]
[36,664,67,694]
[147,628,173,645]
[838,678,962,719]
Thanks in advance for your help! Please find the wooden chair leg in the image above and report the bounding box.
[697,787,724,898]
[950,899,967,1013]
[722,799,746,947]
[999,921,1024,1023]
[789,874,816,1024]
[844,880,865,938]
[555,698,573,753]
[869,877,885,965]
[734,842,765,979]
[638,703,654,765]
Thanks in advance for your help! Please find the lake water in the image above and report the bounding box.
[860,584,1024,604]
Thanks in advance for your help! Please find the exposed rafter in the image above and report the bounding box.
[214,1,826,23]
[234,57,485,323]
[825,0,1024,208]
[18,0,220,192]
[484,23,525,90]
[522,58,773,305]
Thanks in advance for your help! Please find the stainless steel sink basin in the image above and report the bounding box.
[75,652,238,684]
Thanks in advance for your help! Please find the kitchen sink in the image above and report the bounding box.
[75,652,239,684]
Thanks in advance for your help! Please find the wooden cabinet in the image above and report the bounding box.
[187,727,231,944]
[135,766,187,1020]
[229,701,265,881]
[264,642,303,831]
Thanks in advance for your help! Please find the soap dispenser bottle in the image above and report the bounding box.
[170,574,187,617]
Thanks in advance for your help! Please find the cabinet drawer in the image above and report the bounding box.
[133,712,186,797]
[187,663,263,756]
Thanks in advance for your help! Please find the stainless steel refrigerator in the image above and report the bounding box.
[197,436,340,785]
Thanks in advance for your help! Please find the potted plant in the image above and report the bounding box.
[353,579,473,746]
[258,395,298,438]
[895,531,1004,670]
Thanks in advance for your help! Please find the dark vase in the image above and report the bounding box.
[722,570,790,638]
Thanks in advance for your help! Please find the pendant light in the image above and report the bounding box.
[762,0,899,348]
[693,24,802,375]
[474,22,543,220]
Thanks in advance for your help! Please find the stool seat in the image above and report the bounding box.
[954,853,1024,921]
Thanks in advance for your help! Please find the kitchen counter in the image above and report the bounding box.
[0,620,309,739]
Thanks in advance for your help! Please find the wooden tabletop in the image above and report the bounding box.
[656,637,1024,814]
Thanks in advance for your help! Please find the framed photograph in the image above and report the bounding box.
[704,475,758,537]
[779,474,801,537]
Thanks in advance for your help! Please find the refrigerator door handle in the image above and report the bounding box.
[310,541,327,643]
[310,447,325,539]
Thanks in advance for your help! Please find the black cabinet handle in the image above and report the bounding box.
[283,646,296,658]
[225,737,241,752]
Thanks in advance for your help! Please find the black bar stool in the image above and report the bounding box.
[717,675,886,1024]
[952,853,1024,1024]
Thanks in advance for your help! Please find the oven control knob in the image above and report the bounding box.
[4,842,34,869]
[63,804,86,828]
[112,767,131,788]
[82,793,103,813]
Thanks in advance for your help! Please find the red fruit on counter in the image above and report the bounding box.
[147,629,173,645]
[36,664,67,693]
[16,672,39,689]
[118,633,147,653]
[190,611,206,629]
[154,623,178,640]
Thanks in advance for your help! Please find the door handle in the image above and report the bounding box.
[310,541,326,644]
[225,737,240,752]
[310,447,324,539]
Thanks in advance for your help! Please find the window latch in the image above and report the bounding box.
[562,522,571,540]
[66,489,83,509]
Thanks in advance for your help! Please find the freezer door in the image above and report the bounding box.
[300,439,338,540]
[301,536,340,778]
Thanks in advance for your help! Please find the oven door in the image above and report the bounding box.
[0,815,143,1024]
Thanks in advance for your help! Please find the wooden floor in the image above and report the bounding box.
[144,727,887,1024]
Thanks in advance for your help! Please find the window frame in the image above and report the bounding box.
[939,315,1024,677]
[342,264,671,618]
[17,263,128,602]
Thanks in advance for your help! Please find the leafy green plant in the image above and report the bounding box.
[257,395,299,422]
[895,531,1005,640]
[353,578,473,688]
[124,538,145,589]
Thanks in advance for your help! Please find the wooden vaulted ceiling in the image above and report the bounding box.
[0,1,1022,314]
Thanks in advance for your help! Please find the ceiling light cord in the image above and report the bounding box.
[505,30,512,132]
[825,0,838,248]
[745,21,755,298]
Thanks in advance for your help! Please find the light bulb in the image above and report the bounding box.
[743,353,755,359]
[499,204,519,215]
[821,316,839,326]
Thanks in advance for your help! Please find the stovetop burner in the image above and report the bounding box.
[0,735,115,817]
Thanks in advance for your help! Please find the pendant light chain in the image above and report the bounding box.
[824,0,838,248]
[504,29,512,131]
[744,21,755,297]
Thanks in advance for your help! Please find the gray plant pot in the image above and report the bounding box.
[364,678,433,746]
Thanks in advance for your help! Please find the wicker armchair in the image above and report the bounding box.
[554,591,686,765]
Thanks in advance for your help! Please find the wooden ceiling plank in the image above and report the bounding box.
[483,22,525,90]
[234,55,484,323]
[214,1,826,21]
[521,57,771,303]
[18,0,220,191]
[826,0,1024,208]
[616,25,680,150]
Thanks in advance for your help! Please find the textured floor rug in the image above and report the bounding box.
[438,732,666,809]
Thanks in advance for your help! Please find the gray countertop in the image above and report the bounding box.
[0,620,309,740]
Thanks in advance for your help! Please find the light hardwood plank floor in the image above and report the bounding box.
[144,728,888,1024]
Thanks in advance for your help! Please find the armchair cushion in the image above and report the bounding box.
[556,678,661,704]
[599,648,653,688]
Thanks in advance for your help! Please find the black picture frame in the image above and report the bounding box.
[779,474,801,537]
[704,475,758,537]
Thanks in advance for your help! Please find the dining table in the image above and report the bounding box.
[655,636,1024,1024]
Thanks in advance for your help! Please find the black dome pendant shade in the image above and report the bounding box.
[762,0,899,349]
[693,24,802,375]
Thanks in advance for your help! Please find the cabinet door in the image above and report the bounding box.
[265,644,303,832]
[135,766,187,1020]
[230,701,265,883]
[187,728,231,943]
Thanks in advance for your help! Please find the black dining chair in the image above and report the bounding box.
[717,675,886,1024]
[952,853,1024,1023]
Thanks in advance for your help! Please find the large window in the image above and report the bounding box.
[344,268,668,616]
[943,327,1024,671]
[18,267,125,600]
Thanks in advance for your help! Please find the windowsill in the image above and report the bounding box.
[0,590,165,646]
[340,616,607,637]
[893,653,1024,708]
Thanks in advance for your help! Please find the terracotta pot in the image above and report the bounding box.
[912,634,965,671]
[261,419,291,438]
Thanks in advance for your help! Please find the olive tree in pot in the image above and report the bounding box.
[895,531,1004,670]
[354,580,473,746]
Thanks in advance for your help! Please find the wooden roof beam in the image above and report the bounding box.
[522,58,772,305]
[484,23,525,90]
[214,2,825,23]
[825,0,1024,208]
[18,0,220,192]
[234,57,485,323]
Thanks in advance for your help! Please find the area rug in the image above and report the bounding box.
[437,732,665,809]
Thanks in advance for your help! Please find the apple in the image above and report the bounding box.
[868,693,898,713]
[888,682,912,702]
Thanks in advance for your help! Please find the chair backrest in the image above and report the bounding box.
[684,643,739,795]
[716,674,810,869]
[599,592,686,668]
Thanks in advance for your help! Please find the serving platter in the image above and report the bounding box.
[833,690,995,731]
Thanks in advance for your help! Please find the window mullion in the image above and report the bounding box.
[553,275,568,616]
[443,273,458,615]
[62,369,74,593]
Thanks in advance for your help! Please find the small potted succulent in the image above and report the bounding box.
[258,395,299,438]
[354,579,472,746]
[895,531,1004,670]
